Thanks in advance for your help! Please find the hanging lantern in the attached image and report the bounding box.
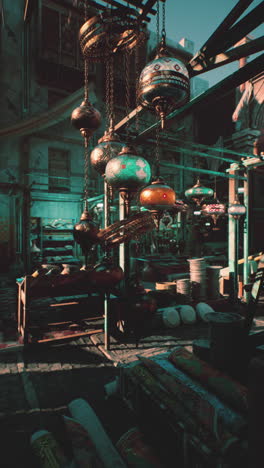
[201,200,226,225]
[139,177,176,227]
[228,200,246,219]
[185,179,214,206]
[79,12,146,61]
[138,39,190,129]
[71,101,102,137]
[90,129,124,176]
[73,204,100,260]
[105,145,151,213]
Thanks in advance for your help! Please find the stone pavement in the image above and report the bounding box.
[0,277,135,467]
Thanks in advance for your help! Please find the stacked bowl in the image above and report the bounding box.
[187,257,207,301]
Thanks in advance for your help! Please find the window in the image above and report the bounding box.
[48,148,70,193]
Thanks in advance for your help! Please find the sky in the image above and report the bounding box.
[148,0,264,87]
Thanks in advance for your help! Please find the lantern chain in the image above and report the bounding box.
[105,59,110,128]
[125,49,130,135]
[155,117,161,178]
[109,53,114,127]
[161,0,166,42]
[156,0,160,45]
[135,41,140,133]
[83,1,89,103]
[84,135,90,203]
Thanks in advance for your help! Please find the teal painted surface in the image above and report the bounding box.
[105,155,151,190]
[185,185,213,198]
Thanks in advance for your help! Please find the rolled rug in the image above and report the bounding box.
[68,398,127,468]
[63,416,103,468]
[126,363,240,457]
[195,302,216,321]
[138,356,247,438]
[116,427,163,467]
[168,347,248,414]
[30,429,74,468]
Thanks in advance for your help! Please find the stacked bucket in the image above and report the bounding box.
[188,258,207,301]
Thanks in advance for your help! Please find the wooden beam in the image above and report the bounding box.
[189,36,264,77]
[208,3,264,58]
[190,0,254,64]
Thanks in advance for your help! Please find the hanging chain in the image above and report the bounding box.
[83,0,89,204]
[109,53,114,127]
[125,49,130,136]
[84,135,90,203]
[156,0,160,46]
[105,59,110,128]
[161,0,166,42]
[155,117,160,178]
[135,41,140,133]
[83,1,89,103]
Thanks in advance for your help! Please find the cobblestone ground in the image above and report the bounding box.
[0,277,135,467]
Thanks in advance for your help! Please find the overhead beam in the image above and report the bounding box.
[208,2,264,59]
[160,161,246,180]
[189,36,264,77]
[189,0,253,65]
[161,135,263,160]
[145,138,237,164]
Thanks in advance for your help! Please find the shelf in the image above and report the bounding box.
[43,228,74,232]
[43,238,74,242]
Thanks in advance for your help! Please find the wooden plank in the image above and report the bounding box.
[35,329,104,344]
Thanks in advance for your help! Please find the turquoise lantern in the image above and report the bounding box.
[105,145,151,215]
[185,178,214,206]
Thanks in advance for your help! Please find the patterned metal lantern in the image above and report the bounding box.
[90,129,124,176]
[138,39,190,129]
[79,12,146,61]
[139,177,176,227]
[105,145,151,214]
[185,179,214,206]
[201,200,226,225]
[228,200,246,219]
[71,101,102,137]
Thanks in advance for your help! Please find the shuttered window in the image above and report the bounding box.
[48,148,70,193]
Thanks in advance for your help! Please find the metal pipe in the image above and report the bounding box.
[228,165,239,304]
[243,171,249,303]
[160,160,246,180]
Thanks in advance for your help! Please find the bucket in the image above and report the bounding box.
[205,312,246,375]
[206,265,222,300]
[116,427,163,467]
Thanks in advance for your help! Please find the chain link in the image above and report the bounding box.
[156,0,160,45]
[155,117,160,177]
[84,135,90,201]
[125,49,130,135]
[135,41,139,133]
[109,53,114,126]
[161,0,166,41]
[105,57,110,128]
[83,0,89,105]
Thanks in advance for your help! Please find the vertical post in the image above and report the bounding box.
[228,165,239,304]
[119,194,130,286]
[243,170,249,303]
[104,180,110,350]
[119,194,125,273]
